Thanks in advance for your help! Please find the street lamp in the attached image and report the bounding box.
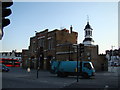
[111,46,115,65]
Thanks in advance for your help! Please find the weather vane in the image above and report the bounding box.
[87,15,89,22]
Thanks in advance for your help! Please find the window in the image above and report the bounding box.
[88,31,90,36]
[85,31,92,36]
[39,39,45,48]
[48,39,53,50]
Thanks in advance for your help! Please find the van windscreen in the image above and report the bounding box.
[84,63,92,69]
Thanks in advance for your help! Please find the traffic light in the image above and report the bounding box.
[2,1,13,28]
[0,0,13,40]
[79,43,84,54]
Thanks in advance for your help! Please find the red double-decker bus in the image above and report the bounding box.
[0,58,20,67]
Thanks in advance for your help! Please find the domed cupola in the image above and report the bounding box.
[85,22,93,30]
[83,21,94,45]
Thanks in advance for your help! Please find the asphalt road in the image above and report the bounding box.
[65,72,119,88]
[1,67,120,89]
[2,67,76,88]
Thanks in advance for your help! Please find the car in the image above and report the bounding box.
[0,64,10,72]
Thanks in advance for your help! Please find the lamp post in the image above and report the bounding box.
[111,46,115,65]
[111,45,115,72]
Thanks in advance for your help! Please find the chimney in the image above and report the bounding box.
[70,25,73,33]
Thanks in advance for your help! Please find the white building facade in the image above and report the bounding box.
[106,49,120,73]
[106,49,120,67]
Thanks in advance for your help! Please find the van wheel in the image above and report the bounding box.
[63,72,68,77]
[57,72,61,77]
[57,72,68,77]
[82,73,90,79]
[57,72,63,77]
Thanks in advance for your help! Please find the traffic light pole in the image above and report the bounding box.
[79,43,84,79]
[36,47,43,79]
[37,68,39,78]
[73,44,79,82]
[35,32,39,79]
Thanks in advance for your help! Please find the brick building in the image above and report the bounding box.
[22,21,108,71]
[22,27,78,70]
[22,49,29,68]
[81,45,108,71]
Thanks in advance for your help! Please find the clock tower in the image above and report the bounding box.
[83,21,94,45]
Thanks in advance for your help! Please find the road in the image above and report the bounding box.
[1,67,120,89]
[2,67,76,88]
[65,72,119,88]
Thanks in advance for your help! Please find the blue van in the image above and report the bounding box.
[50,61,95,78]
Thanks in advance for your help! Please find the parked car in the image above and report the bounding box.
[0,64,10,72]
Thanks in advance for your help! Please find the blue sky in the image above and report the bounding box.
[0,2,118,54]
